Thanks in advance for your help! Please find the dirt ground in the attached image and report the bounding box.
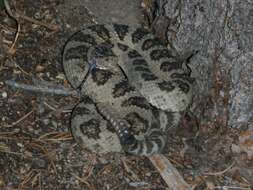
[0,0,252,189]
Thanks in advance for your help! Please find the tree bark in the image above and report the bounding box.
[153,0,253,130]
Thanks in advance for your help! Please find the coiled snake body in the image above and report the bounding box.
[63,24,194,156]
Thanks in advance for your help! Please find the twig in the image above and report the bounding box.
[18,170,36,189]
[71,173,92,189]
[3,0,59,54]
[31,172,41,187]
[4,0,59,31]
[38,132,72,142]
[214,186,251,190]
[44,102,74,113]
[0,149,26,156]
[17,13,59,31]
[82,154,96,179]
[149,154,192,190]
[3,0,14,18]
[121,157,139,180]
[6,110,33,127]
[43,101,57,111]
[15,63,31,76]
[203,162,235,176]
[0,143,25,156]
[3,0,20,54]
[5,80,79,96]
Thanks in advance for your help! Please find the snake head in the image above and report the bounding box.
[87,43,120,73]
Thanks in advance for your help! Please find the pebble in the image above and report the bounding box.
[42,118,50,125]
[32,158,47,169]
[17,143,24,148]
[2,92,7,98]
[35,64,45,72]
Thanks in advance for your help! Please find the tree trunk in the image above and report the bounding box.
[153,0,253,130]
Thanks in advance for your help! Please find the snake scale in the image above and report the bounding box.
[62,24,194,156]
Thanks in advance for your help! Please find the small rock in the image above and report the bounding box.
[42,118,50,125]
[17,143,24,148]
[2,92,7,98]
[51,120,58,128]
[35,65,45,72]
[32,158,47,169]
[56,73,65,80]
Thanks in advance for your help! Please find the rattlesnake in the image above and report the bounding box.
[62,24,194,156]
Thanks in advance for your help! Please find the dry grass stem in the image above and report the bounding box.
[203,162,235,176]
[6,110,33,128]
